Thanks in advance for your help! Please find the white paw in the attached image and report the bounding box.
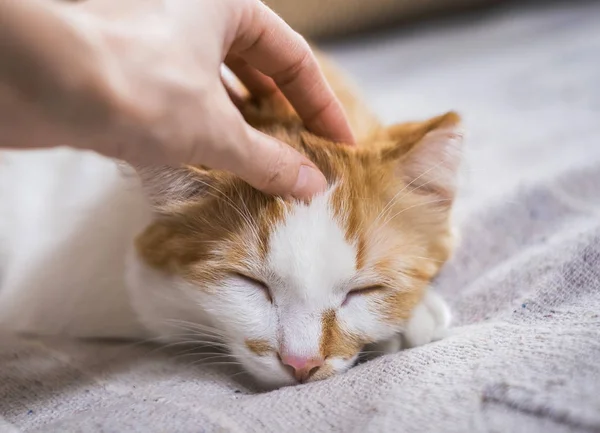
[362,290,452,359]
[403,289,451,348]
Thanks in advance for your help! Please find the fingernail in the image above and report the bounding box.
[291,165,327,200]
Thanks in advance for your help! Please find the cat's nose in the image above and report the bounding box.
[279,354,324,383]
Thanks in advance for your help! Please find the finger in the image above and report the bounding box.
[231,1,355,145]
[225,53,278,99]
[196,87,327,200]
[225,54,295,118]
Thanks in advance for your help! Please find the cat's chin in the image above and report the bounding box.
[229,349,292,389]
[231,344,358,390]
[244,367,344,391]
[228,345,303,390]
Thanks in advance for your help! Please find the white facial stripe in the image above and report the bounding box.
[277,309,322,357]
[267,187,356,305]
[265,187,357,358]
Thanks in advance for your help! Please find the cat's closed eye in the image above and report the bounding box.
[234,272,273,303]
[342,285,386,306]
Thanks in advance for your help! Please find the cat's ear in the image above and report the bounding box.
[382,112,464,201]
[119,163,215,209]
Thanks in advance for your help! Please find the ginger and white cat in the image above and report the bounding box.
[0,54,461,389]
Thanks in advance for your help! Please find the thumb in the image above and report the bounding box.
[232,128,327,200]
[199,91,327,200]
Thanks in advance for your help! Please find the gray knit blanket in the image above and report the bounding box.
[2,1,600,432]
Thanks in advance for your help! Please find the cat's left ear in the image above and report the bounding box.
[119,163,215,210]
[382,112,464,201]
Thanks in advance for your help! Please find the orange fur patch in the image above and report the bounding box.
[319,310,364,359]
[245,339,273,356]
[309,363,335,382]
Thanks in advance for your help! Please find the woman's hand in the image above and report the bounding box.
[0,0,355,200]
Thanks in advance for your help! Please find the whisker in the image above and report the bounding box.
[165,319,228,339]
[228,370,250,379]
[186,360,244,369]
[174,351,236,360]
[191,354,238,363]
[162,338,230,349]
[117,332,221,351]
[143,340,229,358]
[201,361,245,366]
[194,177,261,243]
[166,328,225,341]
[160,329,227,345]
[165,319,226,334]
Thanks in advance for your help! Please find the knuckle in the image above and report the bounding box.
[260,141,292,190]
[295,34,312,55]
[262,144,285,184]
[272,41,314,88]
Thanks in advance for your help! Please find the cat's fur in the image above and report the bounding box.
[0,53,462,389]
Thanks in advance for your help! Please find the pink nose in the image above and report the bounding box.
[279,355,324,383]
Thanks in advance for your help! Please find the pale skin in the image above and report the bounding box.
[0,0,355,200]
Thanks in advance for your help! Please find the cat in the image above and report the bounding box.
[0,52,462,389]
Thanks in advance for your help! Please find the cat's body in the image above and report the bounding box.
[0,147,150,339]
[0,53,462,388]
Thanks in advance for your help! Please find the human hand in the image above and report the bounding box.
[60,0,354,200]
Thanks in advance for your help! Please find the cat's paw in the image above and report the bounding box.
[361,290,451,360]
[403,289,451,348]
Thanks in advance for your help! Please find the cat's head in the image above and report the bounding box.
[125,104,463,389]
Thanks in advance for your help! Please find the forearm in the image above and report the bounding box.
[0,0,116,151]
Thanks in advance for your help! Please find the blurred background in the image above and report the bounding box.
[266,0,600,221]
[266,0,503,40]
